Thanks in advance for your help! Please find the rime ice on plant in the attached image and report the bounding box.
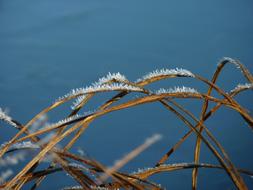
[131,167,154,175]
[45,114,82,130]
[230,83,253,93]
[62,186,82,190]
[70,72,127,109]
[93,72,127,86]
[57,83,143,103]
[136,68,195,82]
[71,95,86,110]
[155,86,199,94]
[90,186,118,190]
[62,186,118,190]
[219,57,241,68]
[43,111,95,131]
[68,163,98,180]
[0,108,18,129]
[131,163,191,175]
[9,141,39,150]
[68,163,89,172]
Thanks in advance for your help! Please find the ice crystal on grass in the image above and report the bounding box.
[62,185,116,190]
[131,167,154,175]
[155,86,199,94]
[57,83,143,102]
[68,163,89,172]
[44,111,95,131]
[0,141,38,155]
[131,163,190,175]
[0,108,18,129]
[62,186,118,190]
[70,73,127,110]
[62,185,82,190]
[136,68,195,82]
[10,141,39,150]
[220,57,238,64]
[45,114,82,130]
[71,95,86,110]
[219,57,241,69]
[94,72,127,86]
[90,186,118,190]
[52,114,82,126]
[231,83,253,93]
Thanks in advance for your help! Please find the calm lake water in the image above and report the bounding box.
[0,0,253,189]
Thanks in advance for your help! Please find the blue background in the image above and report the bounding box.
[0,0,253,189]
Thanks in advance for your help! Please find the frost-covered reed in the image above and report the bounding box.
[1,59,252,190]
[219,57,240,68]
[44,111,95,131]
[62,185,82,190]
[7,141,39,150]
[45,114,83,130]
[70,72,128,110]
[71,95,86,110]
[155,86,199,95]
[90,186,119,190]
[68,162,89,172]
[93,72,127,86]
[62,185,118,190]
[136,68,195,82]
[0,108,18,129]
[57,83,143,102]
[231,83,253,93]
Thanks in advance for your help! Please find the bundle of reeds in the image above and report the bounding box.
[0,57,252,190]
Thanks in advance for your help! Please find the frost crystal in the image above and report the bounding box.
[155,86,199,94]
[62,186,82,190]
[231,83,253,93]
[62,186,119,190]
[219,57,240,68]
[0,108,18,128]
[131,167,154,175]
[44,111,94,131]
[71,95,86,110]
[136,68,195,82]
[10,141,39,150]
[57,83,143,102]
[94,72,127,86]
[90,186,118,190]
[69,73,127,110]
[68,163,89,172]
[45,114,82,129]
[131,163,191,175]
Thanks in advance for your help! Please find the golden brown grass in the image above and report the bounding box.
[0,57,252,190]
